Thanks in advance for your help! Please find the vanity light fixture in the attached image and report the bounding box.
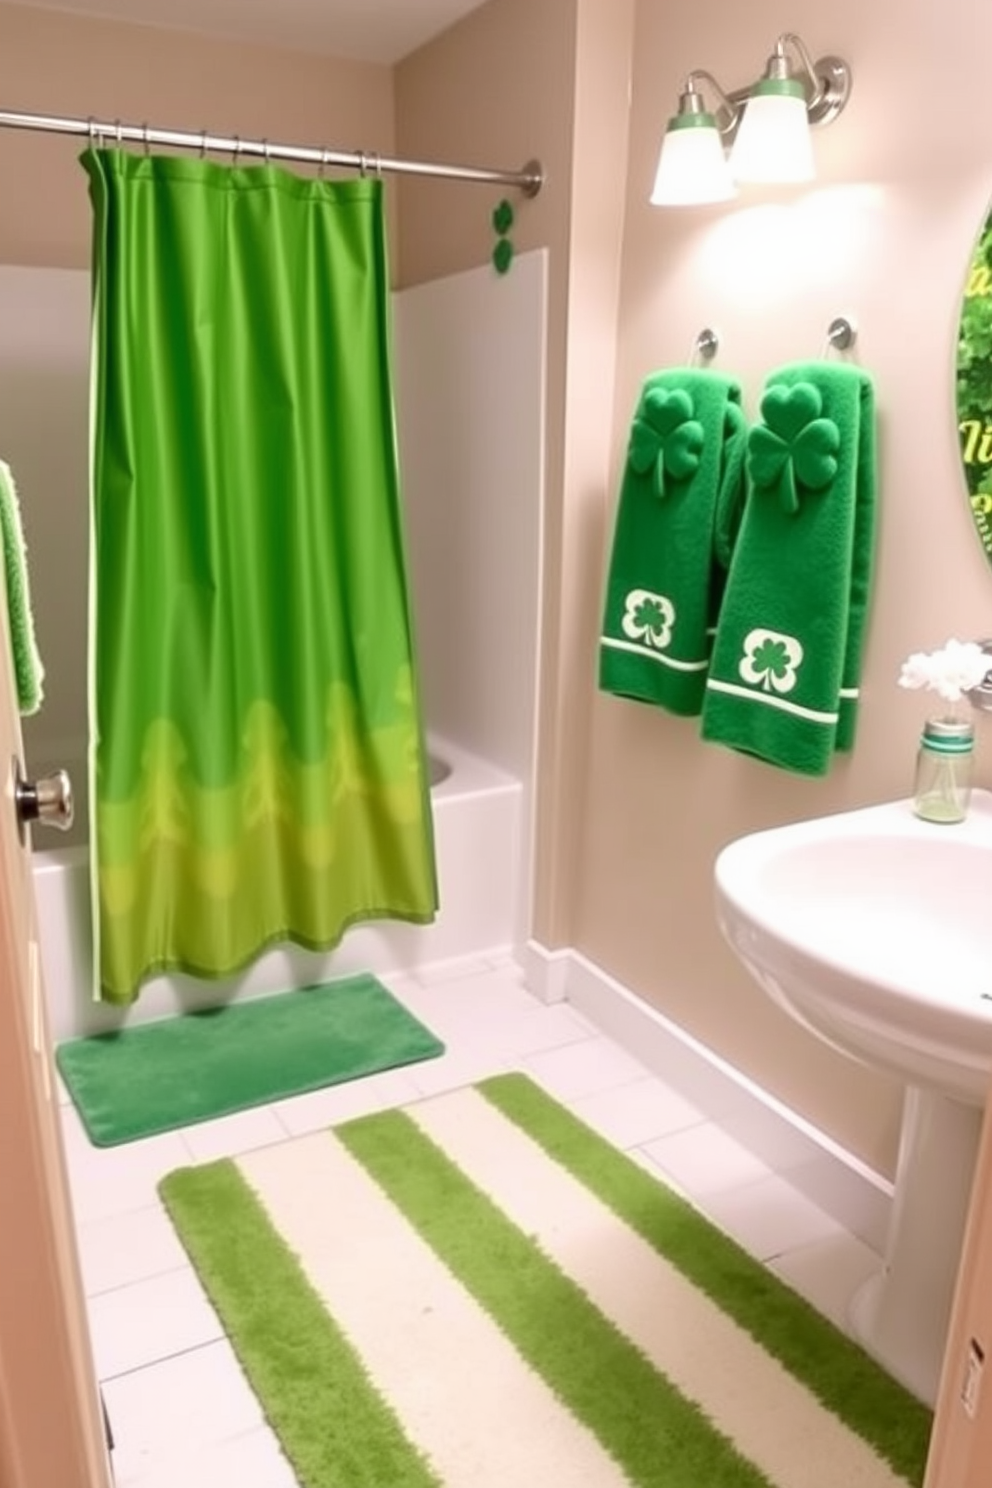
[651,32,852,207]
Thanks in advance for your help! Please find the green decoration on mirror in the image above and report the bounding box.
[83,149,438,1004]
[956,209,992,563]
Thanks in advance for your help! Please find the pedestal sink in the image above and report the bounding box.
[714,788,992,1406]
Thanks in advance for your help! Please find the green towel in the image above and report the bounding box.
[700,361,877,774]
[0,460,44,715]
[598,368,748,716]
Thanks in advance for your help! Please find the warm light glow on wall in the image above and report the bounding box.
[695,185,887,308]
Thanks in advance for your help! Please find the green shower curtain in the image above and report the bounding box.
[83,148,437,1005]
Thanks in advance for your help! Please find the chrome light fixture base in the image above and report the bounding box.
[804,55,852,127]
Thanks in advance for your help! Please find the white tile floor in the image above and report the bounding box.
[58,952,883,1488]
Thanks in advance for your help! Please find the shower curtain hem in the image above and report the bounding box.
[97,904,439,1006]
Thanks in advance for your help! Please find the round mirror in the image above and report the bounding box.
[957,208,992,560]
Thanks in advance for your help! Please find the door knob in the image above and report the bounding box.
[14,764,74,831]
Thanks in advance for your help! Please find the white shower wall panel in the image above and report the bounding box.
[393,250,547,790]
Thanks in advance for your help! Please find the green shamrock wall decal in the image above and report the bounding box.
[628,387,704,499]
[492,237,514,275]
[492,199,515,235]
[747,383,840,515]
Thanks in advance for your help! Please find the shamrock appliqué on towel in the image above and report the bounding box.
[621,588,675,652]
[738,627,805,695]
[747,383,840,515]
[628,387,704,500]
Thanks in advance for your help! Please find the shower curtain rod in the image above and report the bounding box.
[0,107,545,196]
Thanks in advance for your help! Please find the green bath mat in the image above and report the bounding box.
[56,975,444,1147]
[159,1074,932,1488]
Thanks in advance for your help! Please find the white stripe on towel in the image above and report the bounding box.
[705,678,839,723]
[235,1132,631,1488]
[412,1089,906,1488]
[600,637,709,672]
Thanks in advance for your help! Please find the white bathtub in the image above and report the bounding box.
[33,737,523,1041]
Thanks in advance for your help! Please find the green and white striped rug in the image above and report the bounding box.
[159,1073,932,1488]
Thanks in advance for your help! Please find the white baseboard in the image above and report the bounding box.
[525,943,893,1255]
[521,939,571,1004]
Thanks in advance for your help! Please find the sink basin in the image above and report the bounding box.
[714,788,992,1405]
[715,789,992,1104]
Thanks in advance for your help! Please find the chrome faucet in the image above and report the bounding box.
[965,639,992,712]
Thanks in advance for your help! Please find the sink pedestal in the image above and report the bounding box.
[848,1086,983,1406]
[714,791,992,1404]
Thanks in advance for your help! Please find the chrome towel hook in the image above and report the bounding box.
[691,327,719,365]
[826,315,857,353]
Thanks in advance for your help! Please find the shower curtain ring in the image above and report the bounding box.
[199,129,208,159]
[232,134,241,163]
[262,138,271,162]
[142,122,150,157]
[358,150,367,178]
[87,116,96,147]
[370,151,381,177]
[318,147,329,179]
[114,118,123,147]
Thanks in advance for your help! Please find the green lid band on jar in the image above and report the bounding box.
[922,717,973,742]
[920,735,974,755]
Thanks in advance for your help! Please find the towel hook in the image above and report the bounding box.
[690,327,719,366]
[825,315,857,355]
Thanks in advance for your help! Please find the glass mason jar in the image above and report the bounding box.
[913,717,974,824]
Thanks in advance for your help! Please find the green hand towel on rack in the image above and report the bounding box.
[700,361,877,774]
[598,368,748,716]
[0,459,44,715]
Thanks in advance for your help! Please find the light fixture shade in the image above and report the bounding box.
[650,113,736,206]
[729,78,814,184]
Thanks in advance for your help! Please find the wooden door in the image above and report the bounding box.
[0,571,111,1486]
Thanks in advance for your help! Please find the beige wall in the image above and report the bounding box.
[394,0,575,290]
[397,0,635,947]
[575,0,992,1176]
[0,2,394,268]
